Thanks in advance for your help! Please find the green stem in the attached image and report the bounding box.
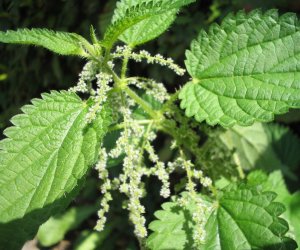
[180,150,194,188]
[121,56,129,79]
[108,120,153,132]
[105,64,121,84]
[124,87,160,119]
[236,160,246,179]
[121,47,133,79]
[103,47,112,64]
[161,90,179,112]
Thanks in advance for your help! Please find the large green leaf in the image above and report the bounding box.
[0,28,90,56]
[220,123,300,178]
[147,185,296,250]
[0,91,111,250]
[102,0,195,48]
[247,170,300,247]
[201,185,296,250]
[179,10,300,127]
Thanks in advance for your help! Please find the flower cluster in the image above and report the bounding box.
[113,45,186,76]
[69,61,98,93]
[168,155,213,244]
[167,156,213,191]
[95,148,111,231]
[144,140,171,198]
[109,95,149,238]
[97,89,175,239]
[192,196,213,245]
[66,43,214,247]
[177,193,212,246]
[193,169,213,189]
[86,72,112,123]
[129,78,170,104]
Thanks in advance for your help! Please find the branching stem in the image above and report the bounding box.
[124,86,162,119]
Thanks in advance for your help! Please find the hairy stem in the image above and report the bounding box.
[124,86,161,119]
[121,46,132,79]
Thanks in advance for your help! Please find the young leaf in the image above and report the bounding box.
[179,10,300,127]
[111,0,177,46]
[102,0,195,48]
[147,186,297,250]
[220,123,300,178]
[0,91,111,250]
[0,28,90,56]
[37,205,97,247]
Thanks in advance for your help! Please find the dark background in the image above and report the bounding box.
[1,1,300,249]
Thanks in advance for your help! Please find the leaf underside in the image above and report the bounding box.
[147,186,296,250]
[102,0,195,47]
[0,91,111,249]
[220,123,300,177]
[0,28,89,56]
[180,10,300,127]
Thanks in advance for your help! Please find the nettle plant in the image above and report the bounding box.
[1,0,300,249]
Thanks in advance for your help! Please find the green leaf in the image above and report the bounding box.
[112,0,177,46]
[289,192,300,248]
[179,10,300,127]
[0,91,111,250]
[133,93,162,119]
[74,225,114,250]
[247,170,300,247]
[202,185,296,250]
[147,186,297,250]
[147,194,202,250]
[220,123,300,178]
[0,28,90,56]
[37,205,97,247]
[102,0,195,48]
